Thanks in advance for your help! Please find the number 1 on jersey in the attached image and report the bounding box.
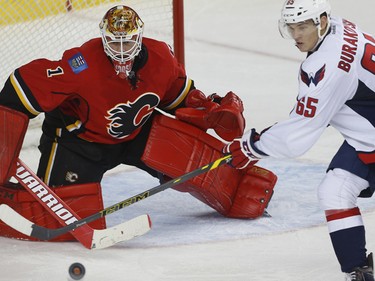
[47,66,64,77]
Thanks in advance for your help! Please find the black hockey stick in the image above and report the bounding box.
[1,155,232,242]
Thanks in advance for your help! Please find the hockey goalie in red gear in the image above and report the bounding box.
[0,5,277,243]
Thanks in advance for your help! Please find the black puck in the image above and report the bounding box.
[68,262,85,280]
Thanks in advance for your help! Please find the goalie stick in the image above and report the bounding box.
[1,155,231,244]
[11,159,152,249]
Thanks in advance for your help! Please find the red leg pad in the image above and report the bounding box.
[0,106,28,185]
[142,115,277,218]
[226,166,276,218]
[0,182,106,241]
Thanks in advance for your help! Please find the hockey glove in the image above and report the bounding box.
[174,89,219,131]
[223,129,267,169]
[208,91,245,141]
[175,90,245,141]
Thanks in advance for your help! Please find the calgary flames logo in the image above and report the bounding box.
[106,93,160,139]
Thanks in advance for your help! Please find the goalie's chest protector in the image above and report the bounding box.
[67,62,167,143]
[19,38,180,144]
[62,39,175,143]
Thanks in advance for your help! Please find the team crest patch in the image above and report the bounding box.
[300,64,326,87]
[68,53,88,74]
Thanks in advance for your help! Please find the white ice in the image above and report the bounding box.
[2,1,375,280]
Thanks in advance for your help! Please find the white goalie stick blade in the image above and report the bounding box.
[0,204,35,236]
[91,214,152,249]
[0,204,151,249]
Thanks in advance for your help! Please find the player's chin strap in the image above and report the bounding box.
[0,155,231,248]
[311,17,331,52]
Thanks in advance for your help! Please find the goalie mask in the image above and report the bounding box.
[99,5,144,79]
[278,0,331,43]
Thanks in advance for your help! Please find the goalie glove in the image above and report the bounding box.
[223,129,268,169]
[175,89,245,141]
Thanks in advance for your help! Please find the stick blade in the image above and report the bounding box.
[0,204,34,237]
[91,214,152,249]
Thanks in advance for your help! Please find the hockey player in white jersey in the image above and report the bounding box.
[224,0,375,280]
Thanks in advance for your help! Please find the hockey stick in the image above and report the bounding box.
[10,159,152,249]
[1,155,231,244]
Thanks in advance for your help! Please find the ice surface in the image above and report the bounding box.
[2,1,375,280]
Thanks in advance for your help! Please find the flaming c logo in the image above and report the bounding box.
[106,93,160,139]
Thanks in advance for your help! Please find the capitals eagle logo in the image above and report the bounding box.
[300,64,326,87]
[106,93,160,139]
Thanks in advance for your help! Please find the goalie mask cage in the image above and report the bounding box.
[0,0,185,89]
[0,0,184,148]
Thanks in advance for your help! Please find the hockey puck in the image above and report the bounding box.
[68,262,85,280]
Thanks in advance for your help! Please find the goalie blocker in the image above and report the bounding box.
[142,115,277,218]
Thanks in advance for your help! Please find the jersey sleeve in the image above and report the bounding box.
[255,53,358,158]
[161,74,194,113]
[155,43,194,112]
[0,51,82,118]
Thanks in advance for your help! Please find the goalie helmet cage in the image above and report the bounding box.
[0,0,185,89]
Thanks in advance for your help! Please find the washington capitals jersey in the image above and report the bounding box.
[0,37,192,144]
[255,17,375,159]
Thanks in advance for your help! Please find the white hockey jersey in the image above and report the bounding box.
[255,16,375,159]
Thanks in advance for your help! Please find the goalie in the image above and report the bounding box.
[0,5,276,242]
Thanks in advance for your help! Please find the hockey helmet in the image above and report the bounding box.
[99,5,144,78]
[278,0,331,39]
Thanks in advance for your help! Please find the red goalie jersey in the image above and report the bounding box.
[1,37,192,144]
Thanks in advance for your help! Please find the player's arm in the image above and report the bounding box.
[155,42,245,141]
[225,57,357,168]
[0,68,43,118]
[0,56,78,119]
[160,68,245,141]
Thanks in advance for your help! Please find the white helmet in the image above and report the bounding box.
[99,5,144,78]
[279,0,331,39]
